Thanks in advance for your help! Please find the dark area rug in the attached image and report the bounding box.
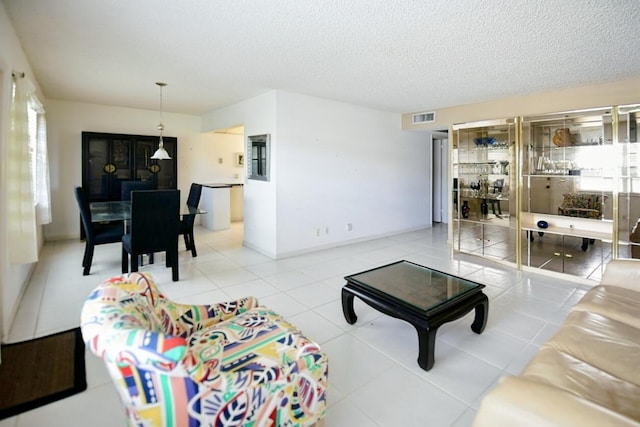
[0,327,87,420]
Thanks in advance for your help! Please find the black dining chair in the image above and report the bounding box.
[121,180,156,265]
[179,183,203,257]
[75,187,124,276]
[122,190,180,281]
[121,180,155,201]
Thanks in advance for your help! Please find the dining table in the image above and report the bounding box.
[89,200,207,266]
[90,201,206,223]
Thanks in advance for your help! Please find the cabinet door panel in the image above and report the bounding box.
[154,138,177,189]
[83,135,132,201]
[82,132,177,202]
[85,136,109,201]
[134,139,154,182]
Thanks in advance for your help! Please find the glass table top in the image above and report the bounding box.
[90,201,206,223]
[344,260,484,313]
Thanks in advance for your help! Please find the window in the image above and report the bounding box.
[247,134,270,181]
[8,74,51,263]
[27,102,38,201]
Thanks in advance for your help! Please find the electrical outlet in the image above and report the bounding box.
[346,223,353,231]
[325,227,329,235]
[316,228,320,237]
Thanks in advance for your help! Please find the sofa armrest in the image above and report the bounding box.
[601,259,640,292]
[474,377,640,427]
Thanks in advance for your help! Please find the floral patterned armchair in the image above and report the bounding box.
[80,273,328,426]
[558,192,605,251]
[558,192,603,219]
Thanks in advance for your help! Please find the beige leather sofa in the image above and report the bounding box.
[474,259,640,427]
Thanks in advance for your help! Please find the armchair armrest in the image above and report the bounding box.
[83,323,188,373]
[185,307,329,393]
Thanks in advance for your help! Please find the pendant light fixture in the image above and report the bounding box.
[150,82,171,160]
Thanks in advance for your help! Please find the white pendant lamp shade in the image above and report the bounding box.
[151,129,171,159]
[151,141,171,160]
[150,82,171,160]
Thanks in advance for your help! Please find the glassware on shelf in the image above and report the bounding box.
[473,137,496,146]
[469,180,481,197]
[499,161,509,174]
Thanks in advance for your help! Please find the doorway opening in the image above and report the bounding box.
[431,131,449,224]
[199,125,245,234]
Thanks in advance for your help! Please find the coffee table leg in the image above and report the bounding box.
[341,288,358,324]
[471,293,489,334]
[415,326,437,371]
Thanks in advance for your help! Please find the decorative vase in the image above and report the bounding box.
[553,128,576,147]
[461,201,470,219]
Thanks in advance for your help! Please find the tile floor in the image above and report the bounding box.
[1,222,594,427]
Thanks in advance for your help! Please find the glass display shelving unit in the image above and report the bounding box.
[451,119,517,264]
[521,108,614,280]
[450,105,640,282]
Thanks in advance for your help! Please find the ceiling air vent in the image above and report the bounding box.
[412,111,436,124]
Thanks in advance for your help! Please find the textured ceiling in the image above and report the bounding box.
[3,0,640,116]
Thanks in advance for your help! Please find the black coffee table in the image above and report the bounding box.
[342,260,488,371]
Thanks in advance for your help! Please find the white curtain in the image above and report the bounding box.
[7,75,38,264]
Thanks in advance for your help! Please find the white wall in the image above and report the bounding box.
[184,131,244,184]
[202,91,278,257]
[275,91,430,257]
[202,90,431,258]
[0,3,44,339]
[44,100,237,240]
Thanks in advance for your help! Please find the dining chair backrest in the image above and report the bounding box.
[178,183,203,258]
[121,180,155,201]
[129,190,180,254]
[75,186,124,275]
[183,183,202,225]
[75,186,95,240]
[186,183,203,208]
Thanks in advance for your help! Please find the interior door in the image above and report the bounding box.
[432,132,449,223]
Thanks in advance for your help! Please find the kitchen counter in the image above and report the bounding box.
[198,183,244,230]
[200,182,244,188]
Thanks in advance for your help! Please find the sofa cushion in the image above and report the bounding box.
[572,285,640,329]
[543,310,640,387]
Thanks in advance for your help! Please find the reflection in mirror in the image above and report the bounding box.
[618,105,640,259]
